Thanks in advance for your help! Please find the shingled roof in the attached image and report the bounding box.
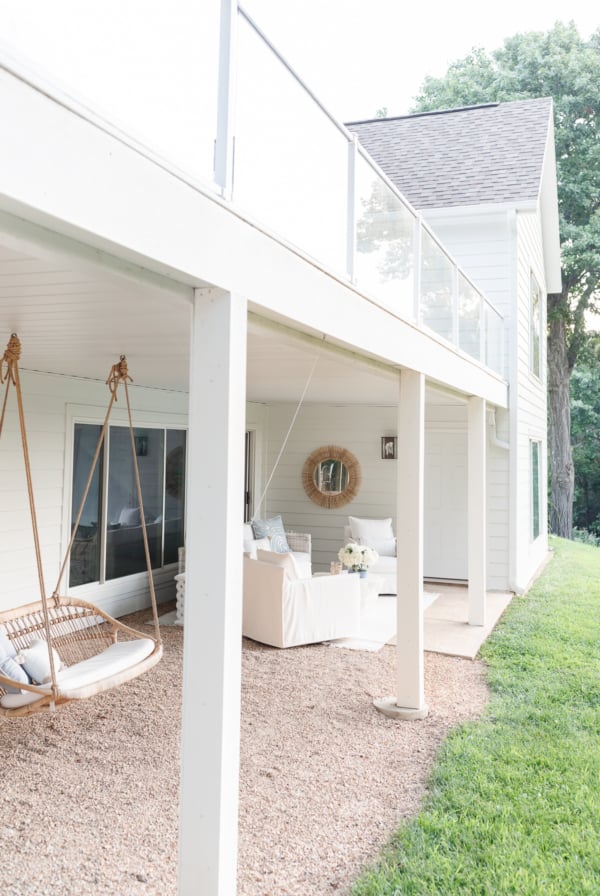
[346,98,554,211]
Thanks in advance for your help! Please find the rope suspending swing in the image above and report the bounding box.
[0,335,163,718]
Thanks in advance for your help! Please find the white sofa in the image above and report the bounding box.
[242,554,360,648]
[243,521,312,577]
[344,516,398,595]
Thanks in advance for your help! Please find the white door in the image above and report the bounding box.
[424,430,468,580]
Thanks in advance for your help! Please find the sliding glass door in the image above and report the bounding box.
[70,423,186,586]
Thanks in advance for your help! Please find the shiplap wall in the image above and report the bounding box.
[257,403,400,573]
[254,399,511,588]
[0,369,188,615]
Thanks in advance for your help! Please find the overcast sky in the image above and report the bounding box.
[243,0,599,122]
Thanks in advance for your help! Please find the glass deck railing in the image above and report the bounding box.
[234,13,349,273]
[1,1,221,184]
[233,6,505,378]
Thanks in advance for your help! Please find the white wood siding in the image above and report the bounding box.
[423,209,550,591]
[0,370,188,615]
[513,211,549,590]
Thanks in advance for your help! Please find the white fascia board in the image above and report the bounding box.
[422,202,538,222]
[538,124,563,294]
[0,65,507,409]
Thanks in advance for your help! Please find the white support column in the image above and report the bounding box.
[468,396,487,626]
[178,288,247,896]
[374,369,428,720]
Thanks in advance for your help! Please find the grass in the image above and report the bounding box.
[350,536,600,896]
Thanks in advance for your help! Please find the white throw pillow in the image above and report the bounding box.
[256,549,300,580]
[348,516,396,556]
[243,523,256,553]
[16,639,62,685]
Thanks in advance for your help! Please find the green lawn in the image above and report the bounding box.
[351,536,600,896]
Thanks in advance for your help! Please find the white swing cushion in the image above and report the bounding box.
[57,638,156,697]
[0,638,156,708]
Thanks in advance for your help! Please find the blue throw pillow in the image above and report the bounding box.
[0,657,30,692]
[251,516,290,553]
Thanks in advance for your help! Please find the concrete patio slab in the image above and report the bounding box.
[422,584,513,659]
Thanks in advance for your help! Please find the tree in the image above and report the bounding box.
[571,332,600,533]
[411,22,600,538]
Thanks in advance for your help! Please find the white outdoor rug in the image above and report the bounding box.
[328,592,440,652]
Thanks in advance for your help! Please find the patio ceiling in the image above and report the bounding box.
[0,237,465,408]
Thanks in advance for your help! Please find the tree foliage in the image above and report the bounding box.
[414,21,600,323]
[411,22,600,536]
[571,332,600,533]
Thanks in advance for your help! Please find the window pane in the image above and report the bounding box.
[70,424,103,586]
[531,441,540,539]
[164,430,186,565]
[531,273,541,377]
[106,427,164,580]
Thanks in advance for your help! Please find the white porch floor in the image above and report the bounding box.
[421,584,513,659]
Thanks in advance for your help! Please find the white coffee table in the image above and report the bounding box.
[358,574,384,610]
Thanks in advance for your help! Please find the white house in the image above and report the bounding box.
[0,3,560,895]
[347,98,561,593]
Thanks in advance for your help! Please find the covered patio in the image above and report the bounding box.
[0,225,507,894]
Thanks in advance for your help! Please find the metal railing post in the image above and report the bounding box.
[346,135,358,283]
[214,0,238,199]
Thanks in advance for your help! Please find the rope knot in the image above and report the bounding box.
[105,355,133,398]
[0,334,21,385]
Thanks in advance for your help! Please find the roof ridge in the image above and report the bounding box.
[346,102,499,126]
[345,97,552,128]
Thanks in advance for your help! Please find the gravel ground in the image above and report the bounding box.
[0,608,489,896]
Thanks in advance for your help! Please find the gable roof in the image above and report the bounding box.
[346,98,554,211]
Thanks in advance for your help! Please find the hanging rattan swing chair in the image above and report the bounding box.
[0,334,163,718]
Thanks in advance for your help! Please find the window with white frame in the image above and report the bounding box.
[531,440,542,540]
[530,271,542,378]
[70,424,186,586]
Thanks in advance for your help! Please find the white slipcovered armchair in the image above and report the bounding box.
[344,516,398,594]
[243,552,360,648]
[243,520,312,577]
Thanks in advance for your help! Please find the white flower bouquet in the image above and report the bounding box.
[337,542,379,572]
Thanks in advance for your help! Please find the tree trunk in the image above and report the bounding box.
[547,296,574,537]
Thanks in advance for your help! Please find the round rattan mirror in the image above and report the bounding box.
[302,445,361,509]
